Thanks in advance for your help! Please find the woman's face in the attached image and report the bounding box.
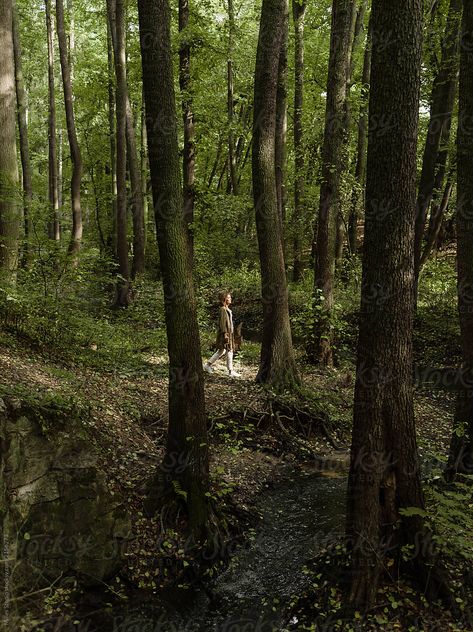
[225,293,232,305]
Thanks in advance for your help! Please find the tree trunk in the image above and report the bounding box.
[420,163,454,268]
[292,0,306,282]
[334,0,366,265]
[56,0,83,258]
[311,0,354,366]
[107,3,145,278]
[141,96,149,251]
[346,0,443,609]
[413,0,461,295]
[275,1,288,247]
[348,10,371,255]
[253,0,298,389]
[12,0,32,262]
[179,0,195,260]
[138,0,209,534]
[126,97,146,278]
[109,0,130,306]
[446,3,473,481]
[107,18,117,257]
[0,0,19,282]
[227,0,238,196]
[45,0,60,242]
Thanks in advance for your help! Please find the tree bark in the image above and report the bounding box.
[346,0,440,609]
[253,0,298,389]
[446,3,473,481]
[414,0,461,295]
[138,0,209,534]
[275,0,288,246]
[141,96,149,251]
[311,0,354,366]
[347,10,371,255]
[179,0,195,259]
[292,0,306,282]
[56,0,83,258]
[0,0,20,282]
[45,0,60,242]
[12,0,32,261]
[108,0,130,306]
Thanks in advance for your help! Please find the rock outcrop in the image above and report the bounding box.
[0,394,130,601]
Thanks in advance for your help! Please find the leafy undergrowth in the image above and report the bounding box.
[283,546,473,632]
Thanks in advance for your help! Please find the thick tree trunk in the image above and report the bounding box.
[179,0,195,259]
[253,0,298,389]
[45,0,60,242]
[311,0,354,366]
[346,0,442,609]
[138,0,209,534]
[56,0,83,258]
[347,11,371,255]
[413,0,461,295]
[227,0,238,196]
[291,0,306,282]
[275,1,288,245]
[0,0,20,282]
[446,4,473,481]
[109,0,130,306]
[12,0,32,261]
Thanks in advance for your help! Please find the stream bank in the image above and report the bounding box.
[81,466,347,632]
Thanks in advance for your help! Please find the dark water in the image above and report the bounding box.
[112,469,347,632]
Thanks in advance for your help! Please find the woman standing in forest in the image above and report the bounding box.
[204,291,241,377]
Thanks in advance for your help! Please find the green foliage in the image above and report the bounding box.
[0,382,88,435]
[415,257,460,365]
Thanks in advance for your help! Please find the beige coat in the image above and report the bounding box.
[215,306,234,351]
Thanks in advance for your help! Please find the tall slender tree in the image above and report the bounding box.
[311,0,354,366]
[446,2,473,481]
[292,0,306,282]
[109,0,130,306]
[227,0,238,196]
[345,0,449,608]
[45,0,60,242]
[138,0,209,533]
[107,0,145,278]
[106,18,117,257]
[56,0,83,257]
[253,0,298,388]
[347,12,371,254]
[0,0,20,282]
[414,0,461,294]
[12,0,32,261]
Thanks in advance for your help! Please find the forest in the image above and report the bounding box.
[1,0,473,629]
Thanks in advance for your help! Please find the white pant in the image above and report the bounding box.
[208,349,234,372]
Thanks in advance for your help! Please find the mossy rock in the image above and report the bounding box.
[0,395,131,598]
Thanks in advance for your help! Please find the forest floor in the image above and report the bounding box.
[0,328,465,630]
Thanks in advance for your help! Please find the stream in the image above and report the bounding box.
[112,468,347,632]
